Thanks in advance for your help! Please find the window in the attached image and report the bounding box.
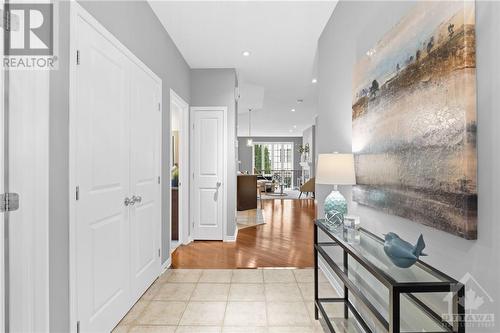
[252,142,293,174]
[253,142,295,189]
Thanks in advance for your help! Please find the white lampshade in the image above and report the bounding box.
[316,153,356,185]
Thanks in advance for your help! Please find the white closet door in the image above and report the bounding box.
[74,17,131,332]
[129,64,161,301]
[192,109,225,240]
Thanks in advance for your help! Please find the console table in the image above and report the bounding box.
[314,219,465,333]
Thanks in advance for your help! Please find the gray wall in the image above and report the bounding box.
[190,69,238,237]
[237,136,303,173]
[49,1,190,331]
[317,2,500,331]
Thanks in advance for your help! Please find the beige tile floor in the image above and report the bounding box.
[113,268,340,333]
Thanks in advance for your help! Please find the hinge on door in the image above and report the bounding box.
[75,186,80,201]
[76,321,80,333]
[158,103,161,112]
[158,249,161,257]
[157,176,160,184]
[0,193,19,212]
[76,50,80,65]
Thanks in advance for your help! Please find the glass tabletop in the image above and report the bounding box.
[316,219,456,285]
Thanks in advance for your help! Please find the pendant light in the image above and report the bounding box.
[246,109,253,147]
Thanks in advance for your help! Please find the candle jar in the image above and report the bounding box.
[344,215,360,245]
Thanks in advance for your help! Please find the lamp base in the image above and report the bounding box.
[324,190,348,230]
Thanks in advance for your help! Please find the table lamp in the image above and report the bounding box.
[316,153,356,230]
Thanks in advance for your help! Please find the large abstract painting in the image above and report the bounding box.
[352,2,477,239]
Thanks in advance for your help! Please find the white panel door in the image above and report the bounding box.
[129,64,161,301]
[192,109,225,240]
[75,16,131,332]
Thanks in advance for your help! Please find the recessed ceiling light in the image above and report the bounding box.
[289,129,293,133]
[312,78,318,83]
[291,108,296,112]
[293,125,297,129]
[242,51,251,57]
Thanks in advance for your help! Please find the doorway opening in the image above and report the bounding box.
[169,90,189,253]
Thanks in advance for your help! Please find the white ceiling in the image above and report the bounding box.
[149,1,337,137]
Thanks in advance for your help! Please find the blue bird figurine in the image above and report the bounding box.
[383,232,427,268]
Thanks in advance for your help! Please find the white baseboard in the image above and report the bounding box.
[170,242,181,254]
[318,257,343,295]
[223,227,238,242]
[161,257,171,273]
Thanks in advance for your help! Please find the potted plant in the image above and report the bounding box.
[298,144,310,162]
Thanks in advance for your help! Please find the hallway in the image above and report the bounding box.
[113,268,339,333]
[172,199,316,268]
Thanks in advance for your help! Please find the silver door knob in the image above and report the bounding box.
[124,197,133,206]
[132,195,142,204]
[216,182,222,188]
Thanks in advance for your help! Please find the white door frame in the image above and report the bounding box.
[190,107,228,240]
[1,5,50,331]
[69,3,162,331]
[8,70,50,333]
[169,90,189,251]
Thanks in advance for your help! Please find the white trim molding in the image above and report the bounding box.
[224,226,238,242]
[169,89,189,251]
[161,258,172,274]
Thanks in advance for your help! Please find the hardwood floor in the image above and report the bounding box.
[172,199,316,268]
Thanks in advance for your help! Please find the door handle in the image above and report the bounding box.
[132,195,142,204]
[124,197,134,206]
[214,182,222,201]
